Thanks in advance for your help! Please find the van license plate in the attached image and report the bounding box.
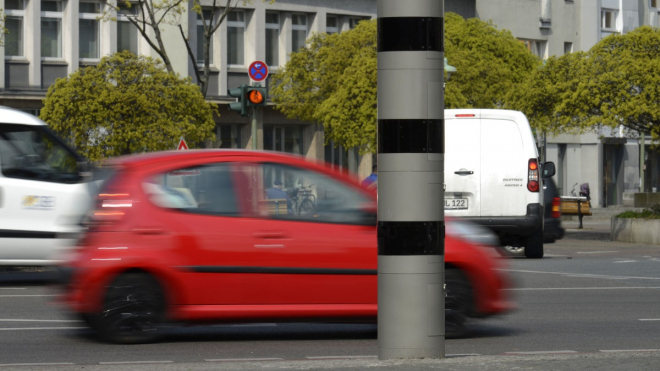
[445,198,468,210]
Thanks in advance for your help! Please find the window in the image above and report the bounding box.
[146,164,238,215]
[265,12,280,67]
[291,13,307,51]
[520,38,547,59]
[5,0,26,57]
[0,124,81,184]
[218,124,241,148]
[197,10,214,64]
[244,163,372,224]
[349,17,363,29]
[564,42,573,54]
[264,125,303,155]
[227,10,245,65]
[602,9,616,30]
[324,141,348,173]
[41,0,63,58]
[326,15,338,34]
[79,1,101,59]
[117,2,138,54]
[652,0,658,9]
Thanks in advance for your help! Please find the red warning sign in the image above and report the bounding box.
[177,138,189,150]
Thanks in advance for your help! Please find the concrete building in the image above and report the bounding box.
[0,0,377,180]
[447,0,660,208]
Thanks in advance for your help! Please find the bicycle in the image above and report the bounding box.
[295,184,316,217]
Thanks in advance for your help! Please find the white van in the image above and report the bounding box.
[444,109,555,258]
[0,107,94,265]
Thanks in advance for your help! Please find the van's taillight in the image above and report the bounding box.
[527,159,540,192]
[552,197,561,218]
[92,193,133,224]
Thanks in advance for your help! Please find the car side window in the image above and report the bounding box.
[0,124,81,183]
[237,162,373,225]
[144,163,239,216]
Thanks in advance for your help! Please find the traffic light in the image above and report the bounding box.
[246,86,267,107]
[228,85,247,116]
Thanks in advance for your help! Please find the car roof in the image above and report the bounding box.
[0,106,48,126]
[445,109,527,122]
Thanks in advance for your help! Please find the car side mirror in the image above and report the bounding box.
[542,161,556,178]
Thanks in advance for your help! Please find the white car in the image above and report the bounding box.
[0,106,94,266]
[444,109,555,258]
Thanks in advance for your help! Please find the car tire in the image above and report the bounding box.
[445,268,473,338]
[92,272,166,344]
[524,227,544,259]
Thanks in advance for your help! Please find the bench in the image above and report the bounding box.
[258,199,289,217]
[560,196,591,228]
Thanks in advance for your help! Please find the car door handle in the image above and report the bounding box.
[454,170,474,175]
[133,227,165,235]
[252,231,287,239]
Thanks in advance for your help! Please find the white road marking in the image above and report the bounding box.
[639,319,660,321]
[576,251,617,254]
[205,358,283,362]
[0,319,81,322]
[306,356,377,359]
[614,260,637,263]
[600,349,660,352]
[506,287,660,291]
[503,269,660,281]
[0,288,26,290]
[0,327,86,331]
[505,350,578,355]
[99,361,173,365]
[0,363,74,367]
[0,295,57,297]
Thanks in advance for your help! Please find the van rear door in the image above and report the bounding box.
[444,114,480,217]
[479,117,528,216]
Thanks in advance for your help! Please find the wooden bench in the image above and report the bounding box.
[258,199,289,216]
[560,196,591,228]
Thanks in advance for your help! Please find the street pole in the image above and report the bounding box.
[252,104,257,150]
[640,132,645,192]
[377,0,445,360]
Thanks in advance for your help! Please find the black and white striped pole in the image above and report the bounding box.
[377,0,445,359]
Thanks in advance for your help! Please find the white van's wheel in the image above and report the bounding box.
[524,227,544,259]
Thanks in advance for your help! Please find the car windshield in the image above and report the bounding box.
[0,124,82,183]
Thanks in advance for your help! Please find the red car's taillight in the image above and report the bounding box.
[551,197,561,218]
[527,159,540,192]
[91,193,133,225]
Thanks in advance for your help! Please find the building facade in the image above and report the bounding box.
[448,0,660,208]
[0,0,378,180]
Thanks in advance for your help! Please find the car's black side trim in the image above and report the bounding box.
[181,266,378,275]
[0,230,58,239]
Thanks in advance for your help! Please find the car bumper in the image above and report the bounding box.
[459,203,543,237]
[543,218,565,242]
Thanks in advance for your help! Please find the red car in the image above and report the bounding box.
[58,150,514,343]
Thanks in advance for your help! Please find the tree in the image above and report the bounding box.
[444,12,542,109]
[40,51,216,162]
[513,26,660,142]
[508,51,587,136]
[272,20,377,153]
[271,13,539,152]
[100,0,270,98]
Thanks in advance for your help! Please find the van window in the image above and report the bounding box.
[0,124,81,183]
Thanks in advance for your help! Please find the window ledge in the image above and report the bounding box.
[228,65,248,73]
[196,65,220,73]
[4,58,30,64]
[41,59,68,65]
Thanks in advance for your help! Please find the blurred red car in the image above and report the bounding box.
[58,150,514,343]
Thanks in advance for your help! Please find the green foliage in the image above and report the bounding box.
[617,204,660,219]
[271,19,377,153]
[271,14,540,152]
[40,51,216,162]
[445,12,542,109]
[513,26,660,141]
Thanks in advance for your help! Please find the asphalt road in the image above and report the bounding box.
[1,220,659,370]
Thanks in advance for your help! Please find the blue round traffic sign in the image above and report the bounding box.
[248,61,269,82]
